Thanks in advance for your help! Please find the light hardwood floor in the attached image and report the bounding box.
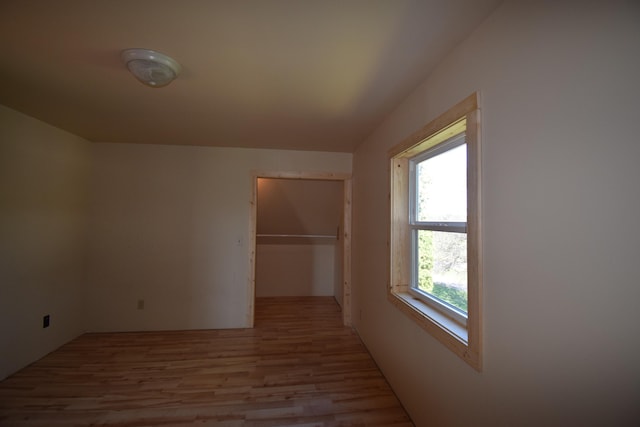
[0,297,413,426]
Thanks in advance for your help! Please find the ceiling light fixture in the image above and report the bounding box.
[121,48,181,88]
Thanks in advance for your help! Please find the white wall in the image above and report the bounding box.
[352,1,640,426]
[255,242,335,297]
[86,143,351,332]
[0,105,90,380]
[256,178,343,237]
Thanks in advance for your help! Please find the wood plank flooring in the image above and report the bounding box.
[0,297,413,426]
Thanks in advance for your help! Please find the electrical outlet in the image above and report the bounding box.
[137,299,145,310]
[43,315,50,328]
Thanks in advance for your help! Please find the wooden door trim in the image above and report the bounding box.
[248,171,352,327]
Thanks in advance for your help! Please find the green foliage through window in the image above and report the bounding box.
[417,233,467,312]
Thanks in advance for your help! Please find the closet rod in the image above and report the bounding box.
[256,234,336,239]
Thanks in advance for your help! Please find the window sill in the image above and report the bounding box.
[388,291,479,370]
[391,291,467,342]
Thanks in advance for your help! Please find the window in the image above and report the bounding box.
[410,133,468,324]
[389,93,482,370]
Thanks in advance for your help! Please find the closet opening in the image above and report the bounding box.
[248,172,352,327]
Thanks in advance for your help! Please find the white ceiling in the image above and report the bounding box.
[0,0,501,152]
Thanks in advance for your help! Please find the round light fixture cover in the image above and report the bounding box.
[121,48,182,87]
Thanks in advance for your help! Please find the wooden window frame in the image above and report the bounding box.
[388,93,482,371]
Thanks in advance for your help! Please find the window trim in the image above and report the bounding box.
[388,92,482,371]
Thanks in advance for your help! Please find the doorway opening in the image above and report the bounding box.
[248,171,352,327]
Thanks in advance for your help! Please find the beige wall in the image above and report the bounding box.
[86,143,351,332]
[352,1,640,426]
[257,178,342,236]
[255,243,335,297]
[0,105,90,380]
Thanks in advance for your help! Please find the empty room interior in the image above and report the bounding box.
[1,1,640,426]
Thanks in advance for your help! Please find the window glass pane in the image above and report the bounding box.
[416,229,467,313]
[416,144,467,222]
